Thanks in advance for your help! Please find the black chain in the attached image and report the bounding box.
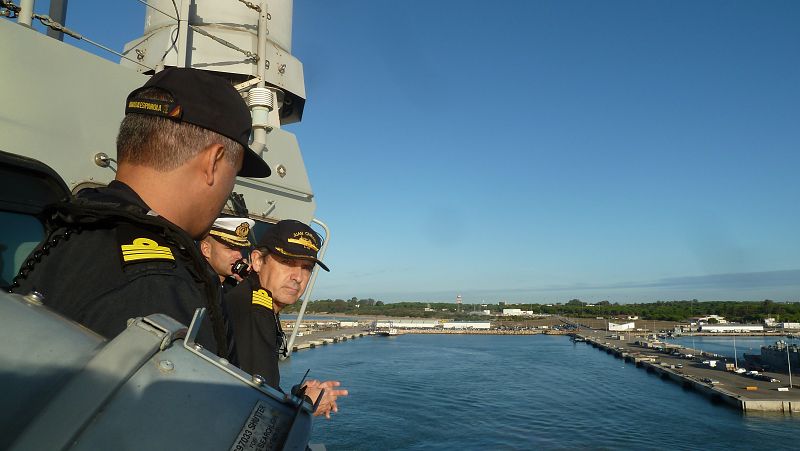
[0,0,20,18]
[9,227,77,292]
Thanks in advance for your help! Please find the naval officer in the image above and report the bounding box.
[11,67,271,355]
[200,216,255,290]
[225,219,348,419]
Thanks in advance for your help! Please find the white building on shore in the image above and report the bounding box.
[442,322,491,330]
[373,320,439,329]
[690,315,728,324]
[502,308,536,316]
[699,324,763,333]
[608,322,635,331]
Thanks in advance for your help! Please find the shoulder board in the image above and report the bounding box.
[117,223,176,266]
[252,289,274,311]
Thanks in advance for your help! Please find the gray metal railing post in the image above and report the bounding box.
[18,0,34,26]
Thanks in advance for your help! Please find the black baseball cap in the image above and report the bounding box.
[256,220,330,272]
[125,67,271,178]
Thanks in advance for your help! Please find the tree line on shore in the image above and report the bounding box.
[281,298,800,323]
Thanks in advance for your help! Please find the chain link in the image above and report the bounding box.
[236,0,261,13]
[0,0,20,18]
[10,228,74,292]
[36,14,82,39]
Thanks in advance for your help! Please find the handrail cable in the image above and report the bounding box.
[134,0,177,21]
[34,14,153,70]
[0,0,153,70]
[188,24,258,61]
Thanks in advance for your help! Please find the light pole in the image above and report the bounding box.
[733,334,738,370]
[787,343,793,390]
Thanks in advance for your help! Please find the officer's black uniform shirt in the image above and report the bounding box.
[225,274,283,389]
[12,180,221,352]
[221,276,239,293]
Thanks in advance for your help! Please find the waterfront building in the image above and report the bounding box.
[609,322,635,331]
[442,322,491,330]
[691,315,728,324]
[779,323,800,330]
[468,310,491,316]
[699,324,764,333]
[502,308,534,316]
[373,320,439,329]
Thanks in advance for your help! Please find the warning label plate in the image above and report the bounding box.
[229,400,281,451]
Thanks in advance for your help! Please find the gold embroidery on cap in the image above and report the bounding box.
[287,236,319,252]
[208,230,249,247]
[127,101,169,114]
[235,222,250,238]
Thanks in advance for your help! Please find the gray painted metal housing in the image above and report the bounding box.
[1,292,313,450]
[0,9,318,224]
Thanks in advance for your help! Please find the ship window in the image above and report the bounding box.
[0,211,44,289]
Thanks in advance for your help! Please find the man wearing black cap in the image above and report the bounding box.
[225,219,348,419]
[11,68,270,355]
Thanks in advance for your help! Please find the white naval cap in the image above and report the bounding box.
[208,217,256,248]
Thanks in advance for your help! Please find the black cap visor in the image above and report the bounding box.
[266,245,330,272]
[239,145,271,178]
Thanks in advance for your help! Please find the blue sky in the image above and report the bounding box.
[29,1,800,303]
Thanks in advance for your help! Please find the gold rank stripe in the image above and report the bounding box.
[287,237,319,251]
[252,289,273,310]
[121,238,175,262]
[208,230,249,246]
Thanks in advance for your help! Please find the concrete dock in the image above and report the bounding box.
[287,327,370,353]
[575,329,800,413]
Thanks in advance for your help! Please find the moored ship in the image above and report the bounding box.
[744,340,800,373]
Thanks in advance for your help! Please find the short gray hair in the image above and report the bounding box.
[116,88,243,170]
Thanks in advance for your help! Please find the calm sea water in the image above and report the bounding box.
[280,334,800,450]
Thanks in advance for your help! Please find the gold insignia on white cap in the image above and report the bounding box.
[208,217,255,248]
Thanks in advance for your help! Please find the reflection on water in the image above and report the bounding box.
[281,334,800,451]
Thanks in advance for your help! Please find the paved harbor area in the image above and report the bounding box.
[575,328,800,412]
[286,327,370,353]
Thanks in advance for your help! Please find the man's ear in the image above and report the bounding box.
[201,144,226,186]
[199,239,212,259]
[250,250,266,272]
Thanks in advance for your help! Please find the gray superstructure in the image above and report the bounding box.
[0,1,327,448]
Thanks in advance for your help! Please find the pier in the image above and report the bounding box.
[284,319,800,413]
[288,327,370,353]
[575,330,800,413]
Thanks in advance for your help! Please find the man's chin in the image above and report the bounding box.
[275,293,300,308]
